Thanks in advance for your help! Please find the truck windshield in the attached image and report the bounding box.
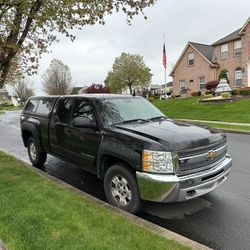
[98,97,166,126]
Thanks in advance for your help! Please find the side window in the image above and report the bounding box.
[221,44,229,59]
[25,99,39,113]
[36,99,54,115]
[72,99,95,122]
[56,98,74,124]
[179,80,186,94]
[187,52,194,66]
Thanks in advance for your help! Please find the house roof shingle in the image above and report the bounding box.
[212,28,241,46]
[189,42,215,63]
[169,42,216,76]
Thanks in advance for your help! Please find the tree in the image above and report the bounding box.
[85,84,110,94]
[105,53,152,94]
[42,59,72,95]
[0,1,156,89]
[12,79,34,104]
[5,54,25,85]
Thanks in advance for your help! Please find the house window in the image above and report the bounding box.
[187,53,194,66]
[179,80,186,94]
[221,44,229,59]
[234,40,242,56]
[199,77,206,90]
[235,68,243,86]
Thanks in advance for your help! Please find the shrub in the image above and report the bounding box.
[202,94,213,99]
[191,92,198,97]
[231,89,240,95]
[147,97,154,102]
[219,69,229,81]
[191,91,201,97]
[239,89,250,96]
[222,92,231,98]
[85,84,110,93]
[205,80,219,90]
[204,90,213,95]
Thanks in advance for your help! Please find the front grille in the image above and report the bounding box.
[178,138,226,158]
[177,140,227,176]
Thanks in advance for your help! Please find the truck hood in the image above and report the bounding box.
[114,119,225,151]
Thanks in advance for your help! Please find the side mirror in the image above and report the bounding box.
[72,117,96,129]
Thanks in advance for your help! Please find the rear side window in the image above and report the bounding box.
[56,98,74,124]
[25,99,39,113]
[36,99,54,115]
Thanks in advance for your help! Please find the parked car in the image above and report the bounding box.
[20,94,232,213]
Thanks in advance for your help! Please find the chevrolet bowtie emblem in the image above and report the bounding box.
[207,150,216,159]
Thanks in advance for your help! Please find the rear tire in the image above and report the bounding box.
[27,137,47,167]
[104,163,142,214]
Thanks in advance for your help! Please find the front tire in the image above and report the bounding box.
[27,137,47,167]
[104,163,142,214]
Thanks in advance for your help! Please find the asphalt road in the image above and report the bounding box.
[0,110,250,250]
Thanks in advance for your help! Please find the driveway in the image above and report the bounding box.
[0,110,250,250]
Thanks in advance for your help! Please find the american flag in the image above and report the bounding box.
[163,43,167,69]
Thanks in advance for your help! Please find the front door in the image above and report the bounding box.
[64,98,101,173]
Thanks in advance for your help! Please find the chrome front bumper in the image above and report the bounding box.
[136,154,232,202]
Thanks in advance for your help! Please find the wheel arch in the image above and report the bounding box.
[97,154,136,180]
[21,122,42,149]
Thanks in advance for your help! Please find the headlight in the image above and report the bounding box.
[142,150,174,174]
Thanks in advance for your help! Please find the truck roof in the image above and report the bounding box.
[29,94,139,100]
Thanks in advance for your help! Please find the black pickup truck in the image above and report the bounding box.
[20,94,232,213]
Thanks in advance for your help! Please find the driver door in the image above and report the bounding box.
[65,98,102,174]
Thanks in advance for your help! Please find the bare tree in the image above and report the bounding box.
[42,59,72,95]
[12,79,34,104]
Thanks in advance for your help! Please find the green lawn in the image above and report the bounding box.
[0,151,188,250]
[153,97,250,123]
[0,105,22,112]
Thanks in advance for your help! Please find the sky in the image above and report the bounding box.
[29,0,250,94]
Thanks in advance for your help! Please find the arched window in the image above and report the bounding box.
[235,67,243,86]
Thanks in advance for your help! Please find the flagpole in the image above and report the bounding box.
[163,34,166,85]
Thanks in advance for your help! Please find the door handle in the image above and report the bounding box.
[65,129,73,136]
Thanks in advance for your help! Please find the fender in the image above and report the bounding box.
[21,120,44,151]
[96,139,141,179]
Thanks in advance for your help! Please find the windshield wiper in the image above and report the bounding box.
[113,119,150,126]
[149,116,167,121]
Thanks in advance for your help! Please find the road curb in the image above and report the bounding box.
[10,153,211,250]
[221,129,250,135]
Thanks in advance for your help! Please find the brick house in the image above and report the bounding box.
[170,17,250,96]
